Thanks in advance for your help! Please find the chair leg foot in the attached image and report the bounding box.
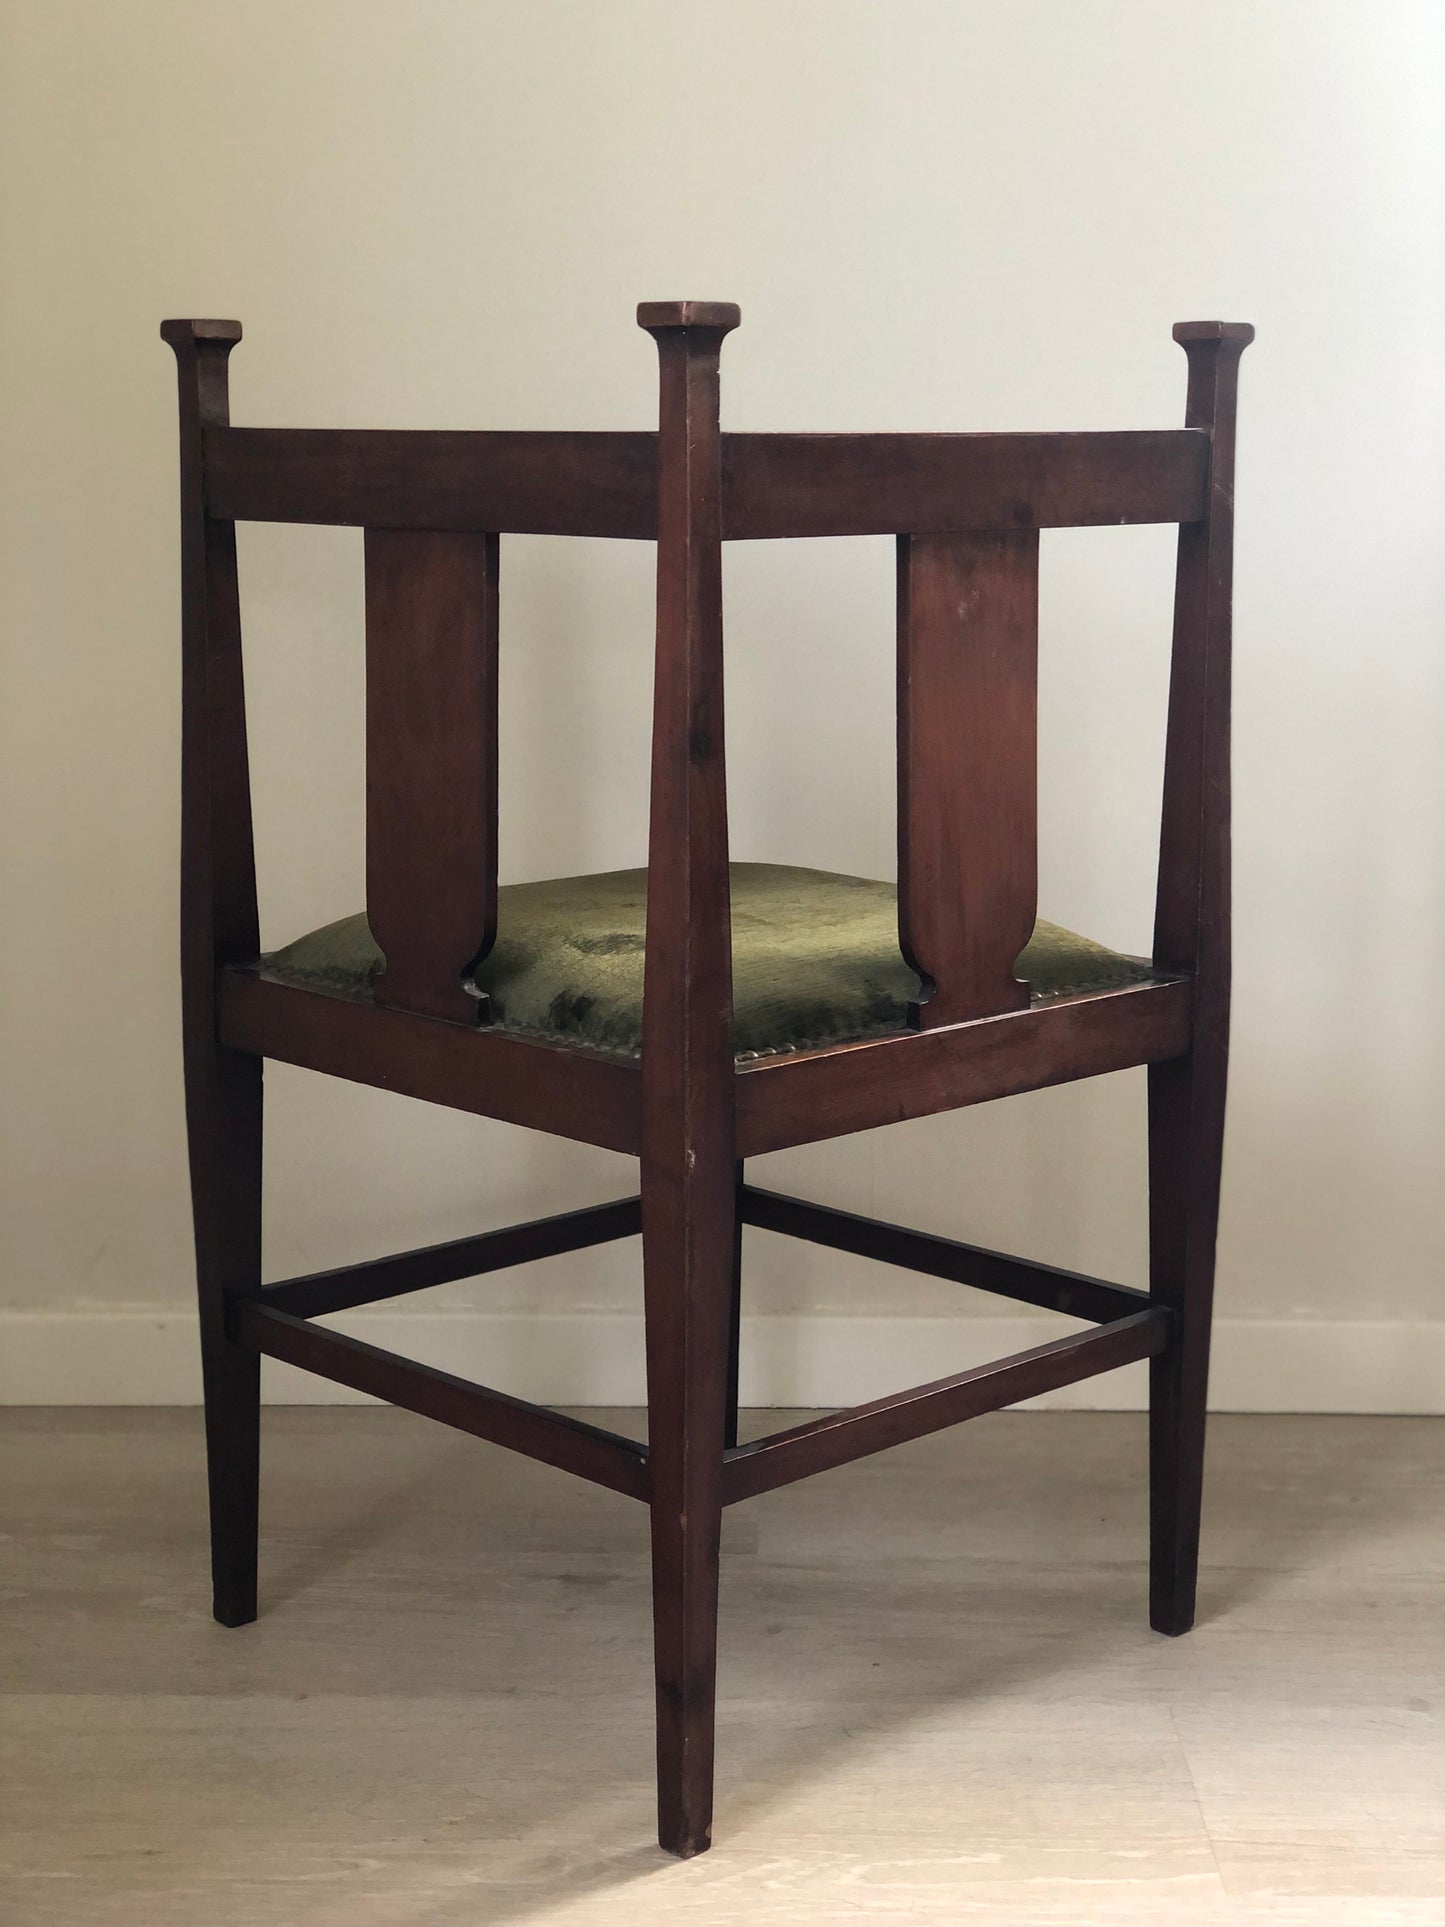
[650,1538,721,1857]
[1152,1607,1196,1639]
[642,1159,733,1858]
[1149,1320,1203,1636]
[1149,1353,1201,1637]
[648,1405,725,1857]
[203,1341,261,1627]
[660,1827,713,1859]
[656,1770,715,1859]
[189,1047,264,1629]
[1146,1054,1223,1641]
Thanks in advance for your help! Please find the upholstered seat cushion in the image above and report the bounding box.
[260,863,1153,1059]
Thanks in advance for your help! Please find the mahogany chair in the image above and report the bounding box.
[162,303,1250,1857]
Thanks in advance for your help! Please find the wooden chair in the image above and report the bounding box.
[161,302,1251,1857]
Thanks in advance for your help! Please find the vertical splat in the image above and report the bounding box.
[364,528,499,1025]
[897,528,1040,1027]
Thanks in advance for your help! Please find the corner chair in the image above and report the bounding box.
[162,301,1250,1856]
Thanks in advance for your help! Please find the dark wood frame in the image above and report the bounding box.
[163,305,1250,1857]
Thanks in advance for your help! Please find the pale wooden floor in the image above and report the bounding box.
[2,1409,1441,1926]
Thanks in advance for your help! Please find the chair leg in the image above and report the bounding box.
[724,1161,744,1450]
[642,1157,735,1857]
[1147,1051,1226,1637]
[188,1047,263,1629]
[201,1330,261,1628]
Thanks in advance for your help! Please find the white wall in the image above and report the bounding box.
[2,0,1442,1410]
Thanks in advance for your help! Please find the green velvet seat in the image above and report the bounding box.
[260,863,1154,1060]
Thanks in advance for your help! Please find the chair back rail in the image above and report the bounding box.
[202,423,1207,539]
[205,429,659,537]
[722,429,1208,538]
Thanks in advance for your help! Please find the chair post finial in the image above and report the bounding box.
[161,319,243,428]
[1172,321,1254,433]
[636,300,741,340]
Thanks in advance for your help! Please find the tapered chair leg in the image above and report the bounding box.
[1147,1052,1226,1636]
[188,1048,263,1628]
[641,1161,735,1856]
[200,1337,261,1628]
[724,1161,744,1450]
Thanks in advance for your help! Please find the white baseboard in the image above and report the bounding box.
[2,1307,1442,1413]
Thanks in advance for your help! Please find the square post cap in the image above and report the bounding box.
[160,318,243,347]
[1173,320,1254,348]
[637,301,740,336]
